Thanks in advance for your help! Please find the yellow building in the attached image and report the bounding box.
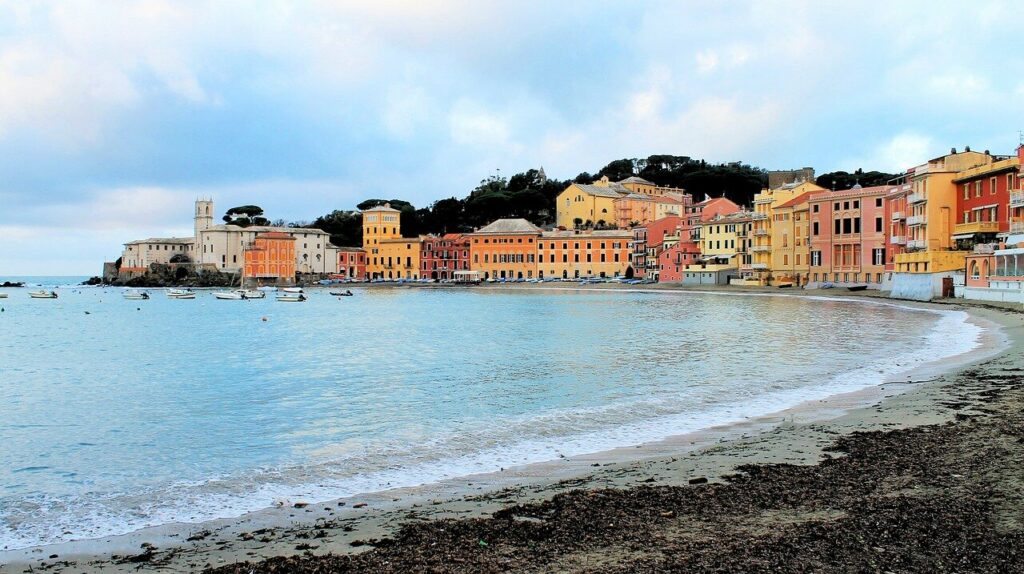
[376,238,421,280]
[895,149,993,274]
[749,180,825,284]
[770,192,813,285]
[555,178,628,228]
[362,203,412,279]
[538,230,632,279]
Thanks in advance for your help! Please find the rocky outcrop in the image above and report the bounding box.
[115,264,236,288]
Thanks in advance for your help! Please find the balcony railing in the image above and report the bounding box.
[891,211,905,220]
[974,243,996,254]
[891,236,906,245]
[1011,221,1024,234]
[907,214,927,226]
[754,229,769,236]
[1010,191,1024,208]
[953,221,1001,235]
[907,239,927,250]
[751,212,768,220]
[907,192,926,204]
[750,245,771,253]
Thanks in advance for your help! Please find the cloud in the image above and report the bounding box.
[840,132,934,174]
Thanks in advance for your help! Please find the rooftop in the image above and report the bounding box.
[361,203,401,213]
[124,236,194,246]
[573,183,630,198]
[618,176,656,185]
[472,218,543,234]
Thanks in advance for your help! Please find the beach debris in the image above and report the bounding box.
[352,503,367,509]
[688,477,709,485]
[292,501,309,508]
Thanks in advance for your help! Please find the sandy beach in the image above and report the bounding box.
[2,290,1021,573]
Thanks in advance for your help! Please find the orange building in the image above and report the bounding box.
[537,230,632,279]
[244,232,296,285]
[467,219,542,280]
[337,247,366,281]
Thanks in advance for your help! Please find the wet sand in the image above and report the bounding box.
[1,295,1020,573]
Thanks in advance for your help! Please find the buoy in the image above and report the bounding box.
[261,316,268,322]
[85,311,91,315]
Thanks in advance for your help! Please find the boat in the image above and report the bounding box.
[29,290,58,299]
[847,284,869,292]
[281,287,304,294]
[276,293,307,302]
[167,289,195,299]
[238,289,265,299]
[214,291,246,300]
[0,293,7,299]
[123,290,150,300]
[330,290,354,297]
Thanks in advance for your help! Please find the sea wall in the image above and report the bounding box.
[888,272,953,301]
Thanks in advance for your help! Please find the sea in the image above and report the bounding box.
[0,277,983,550]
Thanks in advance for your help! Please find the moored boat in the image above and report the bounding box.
[29,290,58,299]
[847,284,869,291]
[276,293,307,302]
[167,289,195,299]
[123,290,150,300]
[238,289,265,299]
[0,292,7,298]
[281,287,304,294]
[214,291,245,300]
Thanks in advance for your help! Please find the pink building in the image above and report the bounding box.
[420,233,471,280]
[808,185,890,286]
[885,181,911,276]
[658,238,701,282]
[337,247,366,281]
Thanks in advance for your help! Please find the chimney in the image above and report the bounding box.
[951,147,957,154]
[965,145,971,152]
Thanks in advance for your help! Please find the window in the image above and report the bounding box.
[872,248,885,266]
[835,219,841,234]
[964,184,970,200]
[844,201,850,210]
[813,204,819,213]
[811,250,821,266]
[853,200,859,209]
[834,202,840,210]
[875,197,883,208]
[843,219,852,234]
[975,181,982,198]
[875,217,882,232]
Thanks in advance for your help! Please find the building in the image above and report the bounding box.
[645,216,687,281]
[770,192,814,285]
[617,176,688,198]
[750,180,827,285]
[467,218,542,280]
[657,238,701,283]
[337,247,366,281]
[421,234,471,280]
[952,153,1020,249]
[361,203,421,280]
[631,227,648,279]
[537,229,632,279]
[612,193,687,228]
[698,210,753,280]
[884,181,911,286]
[555,178,628,228]
[119,237,195,278]
[890,148,994,300]
[768,167,816,190]
[808,185,890,287]
[243,232,296,285]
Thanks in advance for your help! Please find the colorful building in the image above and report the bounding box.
[362,204,412,280]
[884,182,911,284]
[421,234,471,280]
[337,247,366,281]
[952,154,1020,249]
[891,148,994,300]
[467,219,542,280]
[612,193,687,228]
[749,180,826,285]
[243,232,296,285]
[657,238,701,282]
[631,227,648,278]
[808,185,890,287]
[119,237,195,278]
[537,230,632,279]
[555,178,628,229]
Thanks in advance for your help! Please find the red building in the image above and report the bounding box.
[807,185,890,286]
[885,181,911,277]
[952,153,1020,248]
[337,247,367,281]
[658,238,701,282]
[421,233,471,280]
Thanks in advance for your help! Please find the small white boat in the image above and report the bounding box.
[167,289,195,300]
[123,290,150,300]
[276,293,307,302]
[0,293,8,299]
[238,289,265,299]
[281,287,304,294]
[29,290,58,299]
[214,291,245,300]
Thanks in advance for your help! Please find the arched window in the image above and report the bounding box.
[980,259,989,279]
[970,260,980,279]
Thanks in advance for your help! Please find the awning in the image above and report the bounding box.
[952,233,976,240]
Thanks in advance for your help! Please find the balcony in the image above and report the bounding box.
[907,214,927,226]
[1012,221,1024,234]
[891,236,906,245]
[891,211,905,220]
[754,229,769,236]
[907,192,926,204]
[953,221,1000,235]
[907,239,927,250]
[1011,191,1024,208]
[743,263,769,270]
[974,243,996,254]
[751,212,768,220]
[754,197,774,205]
[750,245,771,253]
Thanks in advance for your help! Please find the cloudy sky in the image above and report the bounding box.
[1,1,1022,275]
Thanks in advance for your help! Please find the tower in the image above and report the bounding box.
[195,198,214,236]
[360,203,401,250]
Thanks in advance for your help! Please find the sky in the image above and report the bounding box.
[1,1,1022,275]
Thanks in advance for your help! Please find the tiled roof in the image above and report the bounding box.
[618,176,656,185]
[362,204,400,212]
[573,184,629,198]
[774,192,814,209]
[807,185,890,202]
[472,218,543,234]
[206,224,328,235]
[541,229,632,238]
[124,237,194,245]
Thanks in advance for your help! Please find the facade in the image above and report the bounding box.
[421,234,471,281]
[631,227,648,278]
[337,248,367,281]
[884,182,911,283]
[952,155,1019,249]
[808,185,890,287]
[376,238,421,280]
[617,176,688,198]
[467,219,542,280]
[749,181,826,285]
[612,193,686,228]
[555,179,628,228]
[119,237,194,276]
[537,230,632,279]
[362,204,403,279]
[891,149,994,300]
[645,216,687,282]
[197,224,336,275]
[657,238,701,282]
[768,167,816,190]
[243,232,296,285]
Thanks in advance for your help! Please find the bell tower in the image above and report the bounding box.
[195,198,214,237]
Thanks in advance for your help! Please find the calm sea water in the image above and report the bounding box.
[0,283,981,549]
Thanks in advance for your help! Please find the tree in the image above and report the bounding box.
[816,169,898,190]
[169,253,191,263]
[223,205,270,227]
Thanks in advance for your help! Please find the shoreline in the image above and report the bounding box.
[1,293,1015,573]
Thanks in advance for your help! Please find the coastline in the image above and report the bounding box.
[0,291,1018,573]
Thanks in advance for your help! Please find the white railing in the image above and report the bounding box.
[891,236,906,245]
[1010,191,1024,208]
[754,229,769,236]
[751,212,768,220]
[907,214,927,226]
[907,192,926,204]
[750,245,771,253]
[907,239,927,250]
[891,211,904,220]
[1011,221,1024,234]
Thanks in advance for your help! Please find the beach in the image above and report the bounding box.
[1,292,1020,573]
